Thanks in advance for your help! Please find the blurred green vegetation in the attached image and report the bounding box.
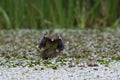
[0,0,120,29]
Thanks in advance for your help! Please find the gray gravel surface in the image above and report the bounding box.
[0,61,120,80]
[0,29,120,80]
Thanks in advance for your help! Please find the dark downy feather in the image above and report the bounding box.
[38,34,64,59]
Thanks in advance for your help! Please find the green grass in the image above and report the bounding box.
[0,0,120,29]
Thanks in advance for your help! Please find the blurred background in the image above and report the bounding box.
[0,0,120,29]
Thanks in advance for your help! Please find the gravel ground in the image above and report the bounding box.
[0,61,120,80]
[0,28,120,80]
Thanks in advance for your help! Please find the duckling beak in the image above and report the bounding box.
[51,38,54,41]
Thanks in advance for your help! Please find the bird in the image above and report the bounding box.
[38,33,64,59]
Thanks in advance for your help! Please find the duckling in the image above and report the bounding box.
[38,33,64,59]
